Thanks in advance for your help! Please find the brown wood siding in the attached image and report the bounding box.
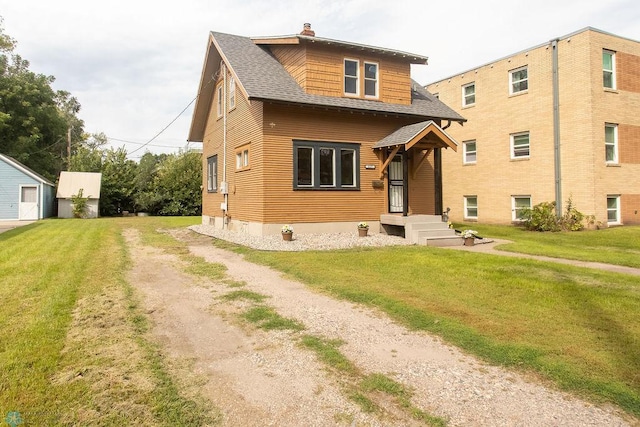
[260,104,435,223]
[618,52,640,93]
[619,124,640,164]
[408,151,436,214]
[621,194,640,224]
[269,46,308,89]
[202,72,264,221]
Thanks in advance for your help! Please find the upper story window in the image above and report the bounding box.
[462,82,475,107]
[229,76,236,110]
[207,155,218,192]
[511,132,530,159]
[509,66,528,95]
[344,59,359,96]
[294,140,360,190]
[216,84,223,118]
[603,50,616,89]
[605,123,618,163]
[463,140,477,164]
[236,145,249,171]
[364,62,378,98]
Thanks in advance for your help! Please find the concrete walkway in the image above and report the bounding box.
[0,220,36,234]
[446,237,640,276]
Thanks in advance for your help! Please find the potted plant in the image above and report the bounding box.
[357,221,369,237]
[460,229,477,246]
[281,224,294,241]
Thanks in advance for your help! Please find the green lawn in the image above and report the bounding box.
[239,232,640,418]
[455,223,640,268]
[0,216,209,426]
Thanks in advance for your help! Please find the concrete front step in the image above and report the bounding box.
[418,235,464,247]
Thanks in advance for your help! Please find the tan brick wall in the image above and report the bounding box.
[427,29,640,226]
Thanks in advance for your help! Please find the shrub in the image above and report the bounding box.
[71,188,89,218]
[522,197,586,232]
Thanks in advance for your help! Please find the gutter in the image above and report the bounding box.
[551,39,562,217]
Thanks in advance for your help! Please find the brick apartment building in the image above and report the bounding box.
[426,27,640,226]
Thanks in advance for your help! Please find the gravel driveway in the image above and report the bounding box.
[127,227,632,426]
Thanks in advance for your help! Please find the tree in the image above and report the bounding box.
[133,152,166,213]
[0,17,83,181]
[100,147,137,216]
[69,133,106,172]
[154,151,202,216]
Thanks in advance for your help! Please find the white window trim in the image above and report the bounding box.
[463,140,477,164]
[509,66,528,95]
[319,147,336,187]
[297,146,314,188]
[603,49,616,90]
[511,195,531,222]
[207,155,217,192]
[344,58,360,96]
[363,61,379,99]
[462,82,475,107]
[607,195,621,225]
[510,132,530,159]
[340,148,357,187]
[605,123,618,164]
[464,196,478,220]
[216,84,223,118]
[229,76,236,110]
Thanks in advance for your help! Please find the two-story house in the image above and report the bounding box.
[426,27,640,226]
[188,24,465,241]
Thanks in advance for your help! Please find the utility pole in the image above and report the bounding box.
[67,126,72,170]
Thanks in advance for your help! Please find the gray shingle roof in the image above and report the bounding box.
[373,120,459,149]
[212,31,466,122]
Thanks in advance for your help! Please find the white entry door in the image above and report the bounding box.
[19,185,39,220]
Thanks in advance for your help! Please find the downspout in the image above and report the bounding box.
[222,62,229,228]
[552,38,562,217]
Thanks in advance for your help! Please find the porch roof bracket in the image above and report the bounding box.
[379,145,401,179]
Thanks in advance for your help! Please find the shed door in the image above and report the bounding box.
[388,155,404,213]
[19,185,38,220]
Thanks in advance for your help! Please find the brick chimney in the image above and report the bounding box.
[300,23,315,37]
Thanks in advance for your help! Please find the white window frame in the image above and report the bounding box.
[462,82,475,107]
[603,50,616,89]
[207,155,217,192]
[463,140,477,164]
[340,148,357,187]
[511,132,530,159]
[464,196,478,220]
[509,66,528,95]
[607,195,621,225]
[605,123,618,164]
[344,58,359,96]
[363,61,378,99]
[319,147,336,187]
[216,84,223,118]
[512,195,531,222]
[228,76,236,110]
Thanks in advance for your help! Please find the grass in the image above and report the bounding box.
[454,223,640,268]
[221,290,268,302]
[0,217,215,425]
[242,240,640,418]
[242,306,305,331]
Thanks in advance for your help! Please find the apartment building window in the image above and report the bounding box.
[512,196,531,221]
[344,59,359,95]
[207,155,218,192]
[236,145,249,171]
[229,76,236,110]
[605,123,618,163]
[509,66,528,94]
[603,50,616,89]
[464,196,478,219]
[511,132,530,159]
[216,84,223,118]
[462,82,475,107]
[607,195,620,224]
[364,62,378,98]
[463,140,477,164]
[293,140,359,190]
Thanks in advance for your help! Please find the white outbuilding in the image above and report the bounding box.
[56,171,102,218]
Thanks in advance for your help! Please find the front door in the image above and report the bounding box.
[19,185,38,220]
[388,155,403,213]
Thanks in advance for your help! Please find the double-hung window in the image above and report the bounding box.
[607,195,620,224]
[216,84,223,118]
[509,66,528,94]
[294,140,359,190]
[235,145,249,170]
[207,155,218,192]
[463,140,477,164]
[512,196,531,221]
[344,59,359,96]
[605,123,618,163]
[229,76,236,110]
[603,50,616,89]
[462,82,475,107]
[364,62,378,98]
[511,132,530,159]
[464,196,478,220]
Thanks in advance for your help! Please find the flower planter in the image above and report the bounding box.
[464,237,475,246]
[282,232,293,241]
[358,228,369,237]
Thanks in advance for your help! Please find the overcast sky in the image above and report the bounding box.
[1,0,639,159]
